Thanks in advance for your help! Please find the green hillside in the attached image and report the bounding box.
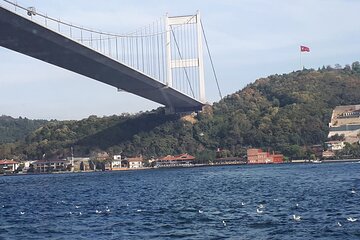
[2,63,360,160]
[0,115,48,144]
[211,65,360,158]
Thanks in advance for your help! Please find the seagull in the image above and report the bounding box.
[106,208,111,213]
[351,189,356,194]
[79,212,82,216]
[337,222,342,227]
[295,203,299,207]
[20,211,25,215]
[257,208,263,214]
[136,209,142,212]
[95,210,102,214]
[75,205,80,209]
[258,204,265,209]
[293,215,301,221]
[222,220,227,227]
[198,210,204,214]
[241,202,245,206]
[347,217,357,222]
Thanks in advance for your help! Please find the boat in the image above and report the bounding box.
[311,160,322,164]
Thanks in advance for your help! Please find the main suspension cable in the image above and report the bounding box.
[200,20,223,100]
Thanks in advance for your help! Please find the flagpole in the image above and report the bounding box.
[299,45,310,69]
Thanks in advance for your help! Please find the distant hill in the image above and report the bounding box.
[2,63,360,160]
[0,115,48,144]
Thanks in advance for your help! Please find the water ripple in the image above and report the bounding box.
[0,163,359,239]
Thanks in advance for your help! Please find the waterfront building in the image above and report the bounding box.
[322,141,346,159]
[110,155,144,170]
[111,155,123,170]
[21,161,35,173]
[156,154,195,168]
[247,149,284,164]
[0,160,19,173]
[271,154,284,163]
[66,157,90,171]
[32,159,70,172]
[127,156,144,169]
[325,141,345,151]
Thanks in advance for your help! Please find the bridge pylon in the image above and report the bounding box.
[165,12,206,104]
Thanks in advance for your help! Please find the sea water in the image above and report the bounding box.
[0,163,359,239]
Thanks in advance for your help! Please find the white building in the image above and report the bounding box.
[0,160,19,173]
[325,141,346,151]
[112,155,122,169]
[128,157,144,169]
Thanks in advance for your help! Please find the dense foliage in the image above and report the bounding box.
[210,65,360,158]
[2,63,360,160]
[0,115,47,144]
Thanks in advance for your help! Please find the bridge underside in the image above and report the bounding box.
[0,7,204,113]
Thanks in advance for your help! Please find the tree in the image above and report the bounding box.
[334,64,342,69]
[352,61,360,72]
[196,150,216,164]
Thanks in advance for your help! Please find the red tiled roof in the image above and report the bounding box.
[128,157,143,162]
[0,160,18,165]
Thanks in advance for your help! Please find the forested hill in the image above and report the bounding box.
[211,64,360,158]
[2,63,360,160]
[0,116,48,144]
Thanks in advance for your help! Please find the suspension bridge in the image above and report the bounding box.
[0,0,221,113]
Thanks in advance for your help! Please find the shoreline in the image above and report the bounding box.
[1,159,359,177]
[291,159,360,163]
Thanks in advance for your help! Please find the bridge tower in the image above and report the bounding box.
[165,12,206,104]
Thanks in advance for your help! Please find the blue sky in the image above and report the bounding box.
[1,0,360,120]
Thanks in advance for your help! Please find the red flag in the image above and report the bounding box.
[300,45,310,52]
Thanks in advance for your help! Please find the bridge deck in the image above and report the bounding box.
[0,7,204,112]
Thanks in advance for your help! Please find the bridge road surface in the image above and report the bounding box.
[0,6,204,113]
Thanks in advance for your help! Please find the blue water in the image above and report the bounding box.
[0,163,359,239]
